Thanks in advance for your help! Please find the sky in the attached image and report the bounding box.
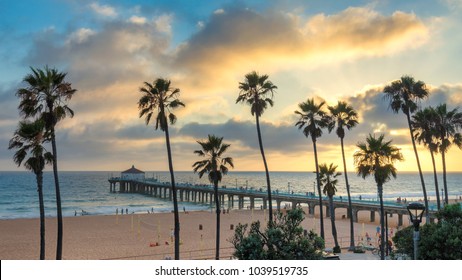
[1,0,462,173]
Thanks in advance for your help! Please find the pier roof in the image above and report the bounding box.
[121,165,145,174]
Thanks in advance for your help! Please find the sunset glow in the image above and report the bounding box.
[1,0,462,172]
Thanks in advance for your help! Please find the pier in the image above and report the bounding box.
[109,177,436,227]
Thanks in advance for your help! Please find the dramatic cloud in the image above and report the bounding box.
[174,6,430,87]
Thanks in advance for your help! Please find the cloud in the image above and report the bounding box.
[25,17,173,90]
[66,28,96,45]
[154,14,173,34]
[89,2,117,17]
[213,9,225,15]
[174,6,430,87]
[129,16,147,25]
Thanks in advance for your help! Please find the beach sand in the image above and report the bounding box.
[0,205,414,260]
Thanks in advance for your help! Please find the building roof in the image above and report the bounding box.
[121,165,145,174]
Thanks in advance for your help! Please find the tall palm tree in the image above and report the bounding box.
[138,78,184,260]
[412,107,441,209]
[193,135,234,260]
[236,71,277,222]
[16,66,76,259]
[295,98,331,240]
[433,104,462,205]
[353,134,403,260]
[9,119,53,260]
[328,101,358,250]
[319,163,342,252]
[383,75,429,222]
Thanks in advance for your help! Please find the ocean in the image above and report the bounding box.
[1,171,461,219]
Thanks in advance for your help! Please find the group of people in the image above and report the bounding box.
[116,208,129,215]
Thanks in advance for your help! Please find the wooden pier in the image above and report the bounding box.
[109,177,436,227]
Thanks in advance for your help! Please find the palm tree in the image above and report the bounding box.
[383,75,429,222]
[295,98,331,240]
[328,101,358,250]
[236,71,277,222]
[319,163,342,252]
[353,134,404,260]
[433,104,462,205]
[138,78,184,260]
[9,119,53,260]
[193,135,234,260]
[16,66,76,259]
[412,107,441,209]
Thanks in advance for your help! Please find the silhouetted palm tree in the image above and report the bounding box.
[354,134,403,260]
[383,75,429,221]
[412,107,441,209]
[433,104,462,205]
[328,101,358,249]
[138,78,185,260]
[9,119,53,260]
[236,71,277,222]
[295,98,331,240]
[193,135,234,260]
[319,163,341,252]
[16,66,76,259]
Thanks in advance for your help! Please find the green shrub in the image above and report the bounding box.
[333,245,341,253]
[230,208,324,260]
[393,204,462,260]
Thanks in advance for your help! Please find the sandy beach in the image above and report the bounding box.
[0,205,414,260]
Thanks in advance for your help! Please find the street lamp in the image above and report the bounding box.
[406,202,426,260]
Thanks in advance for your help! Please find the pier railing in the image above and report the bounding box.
[108,177,438,226]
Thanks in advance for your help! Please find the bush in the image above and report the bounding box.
[230,208,324,260]
[333,246,341,253]
[393,204,462,260]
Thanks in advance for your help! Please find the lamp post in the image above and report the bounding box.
[406,202,426,260]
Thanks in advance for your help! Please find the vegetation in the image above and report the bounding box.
[383,75,429,221]
[9,120,53,260]
[295,98,331,239]
[193,135,234,260]
[230,208,324,260]
[393,204,462,260]
[16,66,76,260]
[319,163,342,253]
[328,101,359,250]
[236,71,277,222]
[353,134,404,260]
[138,78,185,260]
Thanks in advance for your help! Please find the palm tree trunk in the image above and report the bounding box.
[255,113,272,223]
[213,175,220,260]
[406,113,429,222]
[329,196,339,250]
[164,124,180,260]
[312,137,324,240]
[37,171,45,260]
[378,183,385,260]
[50,130,63,260]
[340,137,355,250]
[430,150,441,210]
[441,148,449,204]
